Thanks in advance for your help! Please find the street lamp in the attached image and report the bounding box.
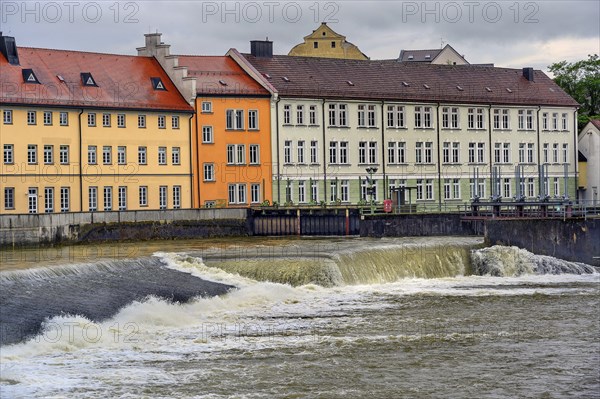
[365,167,378,214]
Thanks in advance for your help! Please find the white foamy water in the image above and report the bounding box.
[1,238,599,398]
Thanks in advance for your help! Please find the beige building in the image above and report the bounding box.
[288,23,369,60]
[577,120,600,205]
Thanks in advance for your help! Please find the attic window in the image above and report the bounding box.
[506,88,513,93]
[456,85,464,91]
[151,77,167,90]
[218,80,228,86]
[425,54,431,59]
[407,55,414,60]
[423,84,430,89]
[346,80,354,86]
[282,76,290,82]
[81,72,98,87]
[22,69,41,84]
[56,75,65,83]
[402,81,410,87]
[485,87,492,92]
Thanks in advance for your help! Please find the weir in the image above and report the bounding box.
[1,238,596,346]
[0,258,233,346]
[200,240,597,287]
[199,239,482,287]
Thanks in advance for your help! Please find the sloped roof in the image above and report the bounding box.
[241,54,579,107]
[177,55,269,96]
[0,47,193,112]
[578,151,588,162]
[399,49,442,62]
[591,119,600,130]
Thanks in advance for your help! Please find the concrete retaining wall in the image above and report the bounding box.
[0,209,249,247]
[484,218,600,266]
[360,213,481,237]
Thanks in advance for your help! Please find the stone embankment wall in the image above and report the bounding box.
[0,209,249,247]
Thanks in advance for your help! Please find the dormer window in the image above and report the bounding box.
[485,87,492,92]
[22,69,40,84]
[151,77,167,90]
[407,55,414,60]
[423,84,430,89]
[402,81,410,87]
[57,75,65,83]
[81,72,98,87]
[456,85,464,91]
[263,73,271,79]
[346,80,354,86]
[425,54,431,59]
[218,80,228,86]
[506,88,513,93]
[282,77,290,82]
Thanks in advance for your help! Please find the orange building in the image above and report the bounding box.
[177,56,272,208]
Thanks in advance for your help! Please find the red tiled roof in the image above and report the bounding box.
[177,55,269,96]
[242,54,579,107]
[0,47,193,112]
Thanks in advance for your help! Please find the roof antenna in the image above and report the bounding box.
[440,37,445,49]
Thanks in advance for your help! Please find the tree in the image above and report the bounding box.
[549,54,600,129]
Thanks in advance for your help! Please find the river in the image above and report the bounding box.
[1,237,598,398]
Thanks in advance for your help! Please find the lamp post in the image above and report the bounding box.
[365,167,378,214]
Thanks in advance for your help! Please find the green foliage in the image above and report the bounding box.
[549,54,600,129]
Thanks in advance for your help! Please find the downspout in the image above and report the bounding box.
[275,97,281,204]
[536,106,541,167]
[188,112,195,208]
[573,108,578,201]
[322,99,327,202]
[78,109,84,212]
[195,104,201,206]
[435,103,441,210]
[487,105,493,198]
[381,101,386,199]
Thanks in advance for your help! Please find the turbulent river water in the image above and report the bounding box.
[0,237,598,399]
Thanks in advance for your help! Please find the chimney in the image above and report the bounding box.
[0,32,19,65]
[523,67,534,82]
[250,40,273,58]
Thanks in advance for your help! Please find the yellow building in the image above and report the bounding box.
[288,23,369,60]
[0,34,194,214]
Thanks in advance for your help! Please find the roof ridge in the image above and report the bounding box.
[17,46,141,58]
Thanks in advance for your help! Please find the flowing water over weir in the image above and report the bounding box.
[0,258,232,345]
[1,237,598,399]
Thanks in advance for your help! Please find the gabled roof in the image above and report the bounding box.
[177,55,269,96]
[0,47,193,112]
[240,54,579,107]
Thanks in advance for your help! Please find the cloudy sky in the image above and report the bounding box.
[1,0,598,72]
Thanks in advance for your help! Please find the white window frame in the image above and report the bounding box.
[158,147,167,165]
[89,187,98,211]
[172,147,180,165]
[159,186,167,209]
[43,145,53,164]
[44,187,54,213]
[202,126,213,143]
